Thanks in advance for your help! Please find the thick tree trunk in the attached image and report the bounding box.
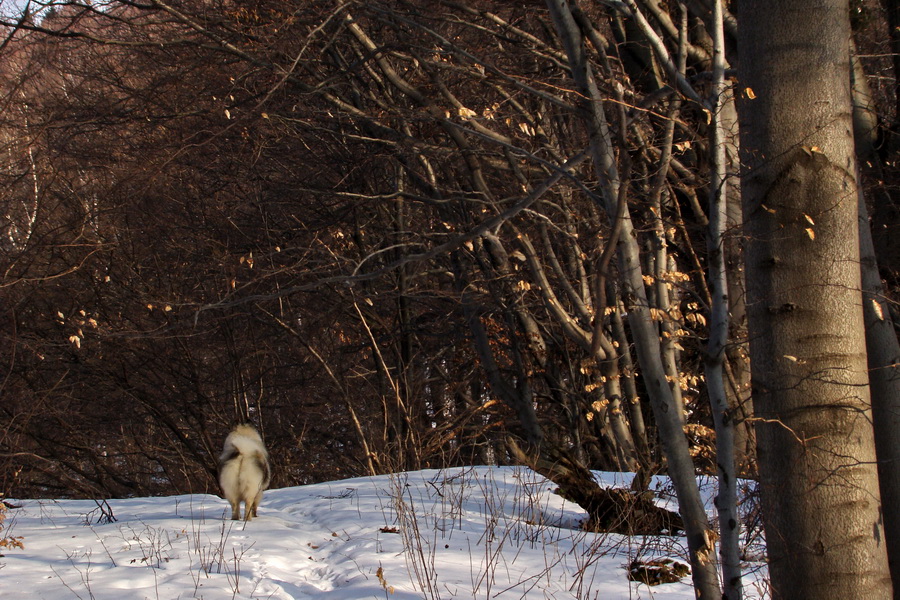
[739,2,892,598]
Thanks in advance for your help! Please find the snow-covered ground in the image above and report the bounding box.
[0,466,768,599]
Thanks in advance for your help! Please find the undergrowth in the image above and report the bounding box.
[0,498,24,556]
[383,467,698,600]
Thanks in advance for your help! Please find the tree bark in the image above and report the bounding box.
[706,1,741,597]
[851,33,900,593]
[739,1,892,598]
[860,188,900,596]
[546,2,720,597]
[720,83,755,475]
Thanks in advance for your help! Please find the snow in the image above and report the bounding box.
[0,466,768,599]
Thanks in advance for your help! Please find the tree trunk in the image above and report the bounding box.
[610,289,652,466]
[860,186,900,595]
[706,1,741,596]
[851,33,900,593]
[546,2,720,597]
[738,1,892,598]
[720,84,755,475]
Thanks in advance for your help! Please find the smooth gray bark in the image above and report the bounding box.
[860,188,900,596]
[850,35,900,594]
[546,2,720,597]
[720,85,755,474]
[739,1,892,598]
[706,0,741,597]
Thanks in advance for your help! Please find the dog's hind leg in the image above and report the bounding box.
[248,490,263,519]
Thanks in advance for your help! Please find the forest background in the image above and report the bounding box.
[1,1,899,599]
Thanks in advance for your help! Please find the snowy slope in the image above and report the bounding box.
[0,466,767,599]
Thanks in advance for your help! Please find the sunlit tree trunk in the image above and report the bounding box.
[546,2,720,597]
[739,1,892,597]
[706,1,741,596]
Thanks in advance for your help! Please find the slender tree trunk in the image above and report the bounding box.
[739,1,892,598]
[611,289,651,465]
[860,184,900,595]
[720,86,755,475]
[546,2,720,597]
[851,35,900,593]
[706,1,741,597]
[650,102,686,425]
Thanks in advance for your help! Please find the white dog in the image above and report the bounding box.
[218,424,271,521]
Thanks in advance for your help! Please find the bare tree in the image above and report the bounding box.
[545,1,719,596]
[705,0,740,596]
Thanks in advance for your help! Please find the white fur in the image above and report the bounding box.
[218,424,271,521]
